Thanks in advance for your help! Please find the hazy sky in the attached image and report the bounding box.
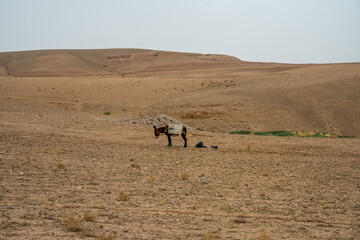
[0,0,359,63]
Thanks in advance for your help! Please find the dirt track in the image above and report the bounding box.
[1,49,360,239]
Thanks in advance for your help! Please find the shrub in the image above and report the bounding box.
[118,191,129,201]
[82,210,97,222]
[178,173,189,180]
[259,188,266,198]
[147,176,155,183]
[57,162,66,169]
[97,234,115,240]
[62,212,81,232]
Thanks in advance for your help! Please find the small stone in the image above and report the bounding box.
[131,163,140,169]
[234,218,246,223]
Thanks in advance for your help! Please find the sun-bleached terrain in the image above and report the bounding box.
[1,49,359,239]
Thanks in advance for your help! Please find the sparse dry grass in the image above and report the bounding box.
[147,176,155,183]
[237,144,255,152]
[325,133,338,138]
[12,162,21,168]
[259,188,266,198]
[57,162,66,169]
[297,131,306,137]
[259,229,270,240]
[118,191,129,201]
[62,212,81,232]
[202,232,215,240]
[202,231,220,240]
[97,234,115,240]
[178,172,189,180]
[82,225,97,237]
[87,171,97,181]
[62,211,101,237]
[82,210,97,222]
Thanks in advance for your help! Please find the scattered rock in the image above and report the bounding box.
[203,218,213,222]
[234,218,246,223]
[131,163,140,169]
[95,114,195,130]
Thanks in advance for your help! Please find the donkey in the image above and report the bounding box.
[153,124,187,147]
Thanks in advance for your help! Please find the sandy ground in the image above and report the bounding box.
[1,50,360,239]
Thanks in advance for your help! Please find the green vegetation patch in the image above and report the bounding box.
[229,130,355,138]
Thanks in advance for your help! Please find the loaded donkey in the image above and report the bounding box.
[153,124,187,147]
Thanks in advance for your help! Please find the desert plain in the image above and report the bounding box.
[0,49,360,239]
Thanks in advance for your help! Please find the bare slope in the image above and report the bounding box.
[0,48,241,77]
[0,49,359,136]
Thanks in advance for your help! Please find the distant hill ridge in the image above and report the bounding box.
[0,48,242,77]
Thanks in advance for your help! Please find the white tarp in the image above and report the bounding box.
[168,124,183,135]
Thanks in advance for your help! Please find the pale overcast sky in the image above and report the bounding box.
[0,0,359,63]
